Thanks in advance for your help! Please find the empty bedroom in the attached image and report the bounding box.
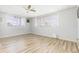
[0,5,78,53]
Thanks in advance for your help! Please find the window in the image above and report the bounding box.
[46,15,59,27]
[34,15,59,27]
[7,16,26,27]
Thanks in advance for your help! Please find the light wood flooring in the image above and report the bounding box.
[0,34,79,53]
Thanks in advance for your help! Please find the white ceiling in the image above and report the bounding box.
[0,5,76,18]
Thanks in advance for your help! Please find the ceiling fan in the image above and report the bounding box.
[24,5,36,13]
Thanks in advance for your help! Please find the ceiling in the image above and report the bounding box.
[0,5,76,18]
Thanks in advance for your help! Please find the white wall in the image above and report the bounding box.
[0,13,31,38]
[31,7,77,42]
[58,7,77,41]
[31,14,59,38]
[77,18,79,39]
[77,7,79,40]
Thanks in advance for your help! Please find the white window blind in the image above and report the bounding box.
[7,16,26,27]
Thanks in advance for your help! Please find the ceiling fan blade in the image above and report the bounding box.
[30,9,36,12]
[24,7,28,10]
[28,5,31,9]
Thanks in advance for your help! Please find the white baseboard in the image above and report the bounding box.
[0,33,77,43]
[32,33,57,38]
[58,36,77,42]
[32,33,77,42]
[0,33,29,39]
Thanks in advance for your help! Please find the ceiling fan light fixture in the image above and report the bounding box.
[23,5,36,13]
